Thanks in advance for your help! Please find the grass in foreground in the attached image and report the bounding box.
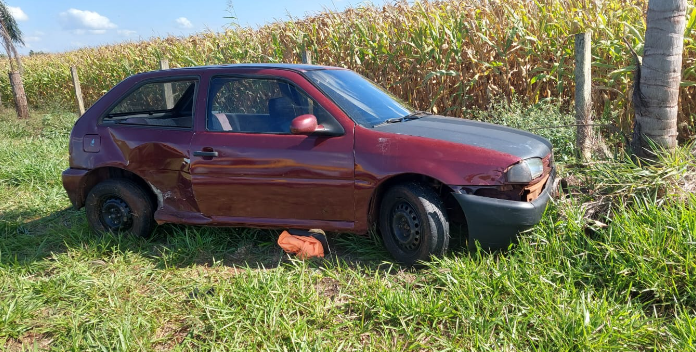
[0,107,695,351]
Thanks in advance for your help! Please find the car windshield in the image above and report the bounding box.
[304,70,414,127]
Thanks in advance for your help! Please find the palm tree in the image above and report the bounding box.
[632,0,687,157]
[0,1,29,119]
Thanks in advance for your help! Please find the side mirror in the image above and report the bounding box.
[290,114,323,135]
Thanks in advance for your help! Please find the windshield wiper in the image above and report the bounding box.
[373,111,430,127]
[403,111,430,120]
[374,117,406,127]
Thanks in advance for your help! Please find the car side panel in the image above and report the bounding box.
[99,126,198,215]
[352,126,520,233]
[66,70,200,217]
[190,132,355,221]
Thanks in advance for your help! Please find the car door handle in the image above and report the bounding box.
[193,150,219,157]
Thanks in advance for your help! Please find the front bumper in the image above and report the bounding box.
[62,168,89,209]
[452,168,555,249]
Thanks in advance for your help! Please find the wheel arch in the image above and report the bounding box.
[76,167,158,210]
[367,173,465,229]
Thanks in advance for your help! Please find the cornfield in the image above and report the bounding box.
[2,0,695,139]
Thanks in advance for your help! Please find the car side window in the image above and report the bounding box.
[207,77,335,133]
[102,79,197,128]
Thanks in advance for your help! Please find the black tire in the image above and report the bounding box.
[85,178,155,238]
[379,182,450,265]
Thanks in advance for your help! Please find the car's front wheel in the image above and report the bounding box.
[85,179,155,238]
[379,182,450,265]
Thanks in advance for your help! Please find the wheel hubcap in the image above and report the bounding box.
[390,201,421,252]
[100,197,133,231]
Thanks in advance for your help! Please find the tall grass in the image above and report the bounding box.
[3,0,696,139]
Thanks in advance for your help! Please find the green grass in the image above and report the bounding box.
[1,106,695,351]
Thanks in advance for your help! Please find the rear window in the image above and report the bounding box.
[102,79,197,128]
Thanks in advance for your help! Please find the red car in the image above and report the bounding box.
[62,64,554,265]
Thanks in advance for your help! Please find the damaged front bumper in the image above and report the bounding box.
[452,168,555,249]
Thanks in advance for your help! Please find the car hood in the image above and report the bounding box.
[372,115,552,159]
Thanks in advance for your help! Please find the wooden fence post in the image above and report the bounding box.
[302,50,312,65]
[574,31,592,161]
[70,66,85,116]
[160,59,174,109]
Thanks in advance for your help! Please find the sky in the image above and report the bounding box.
[9,0,386,55]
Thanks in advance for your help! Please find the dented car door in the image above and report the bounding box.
[189,70,355,228]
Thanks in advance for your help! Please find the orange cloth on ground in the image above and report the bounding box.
[277,230,325,259]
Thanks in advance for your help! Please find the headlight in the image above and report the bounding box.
[506,158,544,183]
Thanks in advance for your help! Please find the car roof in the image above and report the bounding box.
[166,63,345,73]
[127,63,347,81]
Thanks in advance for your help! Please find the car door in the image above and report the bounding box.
[189,71,355,226]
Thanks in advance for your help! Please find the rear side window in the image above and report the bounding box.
[103,79,197,128]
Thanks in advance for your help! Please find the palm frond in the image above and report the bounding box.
[0,1,24,45]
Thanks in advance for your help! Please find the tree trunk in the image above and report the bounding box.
[632,0,687,157]
[8,71,29,119]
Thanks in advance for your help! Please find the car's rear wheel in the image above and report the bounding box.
[379,182,449,265]
[85,179,155,238]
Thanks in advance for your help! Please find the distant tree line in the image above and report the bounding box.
[28,50,48,56]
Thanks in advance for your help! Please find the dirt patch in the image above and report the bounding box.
[315,277,341,300]
[5,332,54,351]
[396,271,418,285]
[680,166,696,196]
[152,321,191,351]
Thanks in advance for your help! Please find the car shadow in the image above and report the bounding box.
[1,207,408,272]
